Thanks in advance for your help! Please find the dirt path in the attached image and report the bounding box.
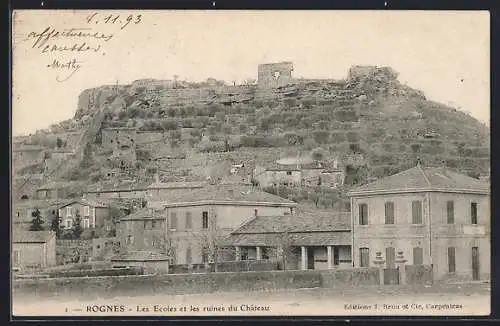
[13,283,490,317]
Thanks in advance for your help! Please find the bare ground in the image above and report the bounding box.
[13,282,490,317]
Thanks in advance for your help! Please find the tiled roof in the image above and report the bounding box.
[265,164,301,172]
[12,230,55,243]
[147,181,207,189]
[349,164,490,195]
[233,212,351,234]
[37,181,81,190]
[163,184,297,207]
[120,208,165,221]
[85,182,149,192]
[229,231,351,247]
[111,250,170,261]
[13,199,70,210]
[12,145,45,152]
[57,199,109,209]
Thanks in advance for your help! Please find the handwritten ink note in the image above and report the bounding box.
[21,12,143,82]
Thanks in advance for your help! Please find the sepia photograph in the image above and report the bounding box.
[10,10,491,317]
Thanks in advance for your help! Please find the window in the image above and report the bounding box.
[448,247,456,273]
[170,212,178,230]
[286,171,292,176]
[66,207,72,217]
[446,201,455,224]
[126,235,134,245]
[186,247,192,264]
[358,204,368,225]
[413,247,423,265]
[83,218,90,228]
[83,206,90,216]
[254,209,258,217]
[152,220,157,229]
[412,201,423,224]
[360,248,370,267]
[66,219,73,229]
[16,211,19,217]
[385,202,395,224]
[202,211,209,229]
[143,221,148,229]
[386,247,395,268]
[471,202,478,224]
[185,212,192,229]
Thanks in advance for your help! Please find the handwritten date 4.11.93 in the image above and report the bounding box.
[86,13,142,30]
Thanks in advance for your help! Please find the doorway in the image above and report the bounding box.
[307,248,314,270]
[472,247,480,281]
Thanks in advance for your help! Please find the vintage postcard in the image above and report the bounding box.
[11,10,491,317]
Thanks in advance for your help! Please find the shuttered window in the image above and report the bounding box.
[185,212,192,229]
[471,202,478,224]
[413,247,423,265]
[359,204,368,225]
[446,201,454,224]
[412,201,423,224]
[448,247,456,273]
[170,212,178,230]
[385,202,395,224]
[360,248,370,267]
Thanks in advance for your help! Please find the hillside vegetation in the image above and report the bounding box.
[15,65,490,206]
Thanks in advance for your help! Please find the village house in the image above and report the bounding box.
[35,181,82,200]
[12,229,56,270]
[229,211,352,271]
[12,145,46,174]
[253,161,345,189]
[347,163,490,282]
[57,199,112,231]
[83,184,148,200]
[146,178,207,201]
[139,184,298,265]
[117,208,167,252]
[12,199,68,230]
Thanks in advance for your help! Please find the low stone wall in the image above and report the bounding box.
[320,268,380,287]
[405,265,433,285]
[13,270,323,301]
[56,240,93,265]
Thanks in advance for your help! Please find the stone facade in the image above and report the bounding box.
[349,165,490,282]
[257,62,294,89]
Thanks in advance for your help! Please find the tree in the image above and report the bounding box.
[71,213,84,239]
[50,210,62,238]
[29,208,44,231]
[197,228,233,273]
[276,230,293,270]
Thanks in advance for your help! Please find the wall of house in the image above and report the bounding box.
[256,170,301,188]
[46,236,57,266]
[301,169,323,187]
[13,243,46,268]
[429,192,490,281]
[119,219,166,252]
[95,207,110,229]
[59,203,98,229]
[146,187,203,201]
[165,204,294,265]
[85,190,147,200]
[351,192,431,268]
[13,150,45,170]
[258,62,294,89]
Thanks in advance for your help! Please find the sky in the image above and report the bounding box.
[12,10,490,136]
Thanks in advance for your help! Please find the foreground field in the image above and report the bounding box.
[13,282,490,317]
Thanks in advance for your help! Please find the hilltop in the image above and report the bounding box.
[12,63,490,207]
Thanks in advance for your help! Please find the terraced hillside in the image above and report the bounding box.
[13,65,490,201]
